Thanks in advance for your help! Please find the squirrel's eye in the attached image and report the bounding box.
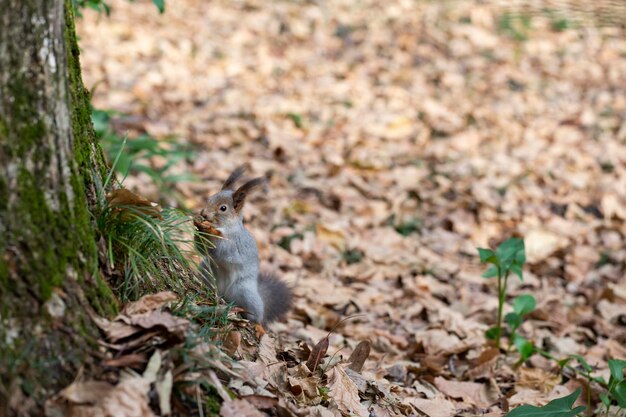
[219,205,228,212]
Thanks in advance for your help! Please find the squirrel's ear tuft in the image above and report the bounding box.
[221,165,247,191]
[232,177,265,212]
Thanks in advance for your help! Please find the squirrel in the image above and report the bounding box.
[194,166,292,325]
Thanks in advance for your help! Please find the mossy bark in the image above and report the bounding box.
[0,0,117,414]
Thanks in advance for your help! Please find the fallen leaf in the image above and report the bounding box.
[240,395,278,410]
[306,336,329,372]
[103,353,147,368]
[348,340,371,372]
[601,193,626,220]
[466,347,499,380]
[220,399,265,417]
[411,397,457,417]
[223,330,242,356]
[525,229,567,264]
[142,350,162,383]
[106,188,162,219]
[92,315,142,342]
[257,334,277,366]
[156,370,173,415]
[315,224,347,251]
[288,373,318,400]
[125,310,190,341]
[46,375,156,417]
[517,366,561,393]
[123,291,178,315]
[434,376,498,408]
[55,380,115,404]
[507,385,572,408]
[326,366,368,417]
[415,329,478,356]
[597,299,626,324]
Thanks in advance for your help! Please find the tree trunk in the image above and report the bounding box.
[0,0,116,414]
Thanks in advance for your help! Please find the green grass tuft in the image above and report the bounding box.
[97,201,207,301]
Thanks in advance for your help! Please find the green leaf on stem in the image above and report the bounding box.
[152,0,165,13]
[570,354,593,373]
[614,380,626,407]
[506,388,585,417]
[496,237,525,266]
[599,393,610,406]
[478,248,498,263]
[510,263,524,281]
[513,295,536,316]
[513,334,534,361]
[557,357,572,369]
[608,359,626,382]
[482,265,499,278]
[505,312,522,332]
[486,326,499,340]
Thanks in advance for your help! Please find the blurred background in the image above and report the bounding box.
[77,0,626,266]
[76,0,626,403]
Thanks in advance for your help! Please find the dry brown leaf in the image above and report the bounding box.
[411,397,457,417]
[434,376,498,408]
[347,340,371,373]
[100,376,156,417]
[508,385,572,408]
[103,353,147,368]
[55,380,115,404]
[123,291,178,315]
[466,347,500,380]
[257,334,277,366]
[517,367,561,393]
[99,330,161,351]
[306,405,340,417]
[46,376,155,417]
[525,229,567,264]
[223,330,242,356]
[220,399,265,417]
[240,395,278,410]
[597,299,626,323]
[306,336,329,372]
[601,193,626,220]
[106,188,162,219]
[415,329,477,356]
[315,224,347,251]
[326,366,368,417]
[125,310,190,341]
[287,373,318,400]
[91,315,142,342]
[155,370,173,415]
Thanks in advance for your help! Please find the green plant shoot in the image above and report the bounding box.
[478,237,526,350]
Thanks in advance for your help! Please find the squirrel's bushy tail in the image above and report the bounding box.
[258,272,292,324]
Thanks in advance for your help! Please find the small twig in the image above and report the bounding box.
[208,370,232,403]
[197,387,204,417]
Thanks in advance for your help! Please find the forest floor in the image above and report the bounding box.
[73,0,626,415]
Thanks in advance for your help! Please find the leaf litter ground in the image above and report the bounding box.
[74,0,626,415]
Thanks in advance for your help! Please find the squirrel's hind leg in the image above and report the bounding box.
[227,283,265,324]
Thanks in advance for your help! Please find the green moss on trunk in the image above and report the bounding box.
[64,1,117,317]
[0,1,118,412]
[65,1,109,191]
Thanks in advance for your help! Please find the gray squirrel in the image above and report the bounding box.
[194,166,292,325]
